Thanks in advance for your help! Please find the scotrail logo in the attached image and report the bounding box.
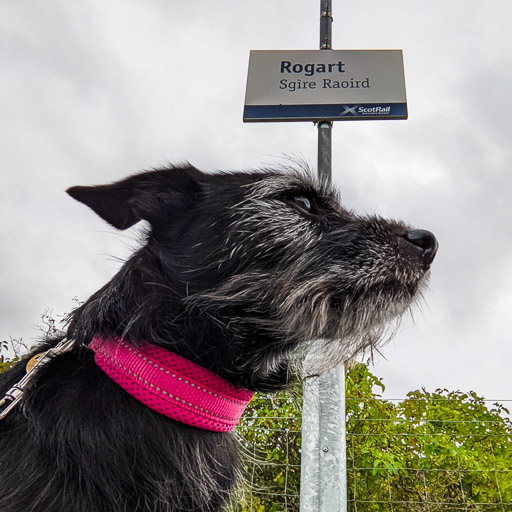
[340,105,359,116]
[340,105,392,117]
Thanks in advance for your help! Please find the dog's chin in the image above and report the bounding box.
[290,279,426,377]
[296,321,396,378]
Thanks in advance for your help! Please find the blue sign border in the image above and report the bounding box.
[243,103,407,122]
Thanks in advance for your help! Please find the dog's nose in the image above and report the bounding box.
[404,229,439,267]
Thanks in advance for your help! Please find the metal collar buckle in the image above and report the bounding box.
[0,337,76,421]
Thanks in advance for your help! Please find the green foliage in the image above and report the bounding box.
[235,364,512,511]
[0,356,19,374]
[0,337,24,374]
[233,389,302,512]
[346,363,512,511]
[0,307,73,375]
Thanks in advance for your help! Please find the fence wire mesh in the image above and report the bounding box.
[346,395,512,512]
[233,392,302,512]
[234,364,512,512]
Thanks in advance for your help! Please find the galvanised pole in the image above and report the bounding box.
[317,0,333,183]
[300,1,348,511]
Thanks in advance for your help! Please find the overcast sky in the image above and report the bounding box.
[1,0,511,402]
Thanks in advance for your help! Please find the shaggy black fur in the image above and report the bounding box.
[0,164,437,511]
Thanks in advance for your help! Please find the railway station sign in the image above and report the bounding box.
[243,50,407,122]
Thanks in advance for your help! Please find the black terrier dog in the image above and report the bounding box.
[0,164,437,511]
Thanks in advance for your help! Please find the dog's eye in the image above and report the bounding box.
[291,196,312,213]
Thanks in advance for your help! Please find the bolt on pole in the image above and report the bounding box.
[300,1,348,511]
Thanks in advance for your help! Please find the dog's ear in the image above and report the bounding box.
[66,165,204,230]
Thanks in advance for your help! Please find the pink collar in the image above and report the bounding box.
[89,335,253,432]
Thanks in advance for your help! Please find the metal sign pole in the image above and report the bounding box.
[300,1,348,511]
[318,0,333,183]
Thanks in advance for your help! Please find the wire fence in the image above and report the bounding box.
[233,393,302,512]
[234,364,512,511]
[347,395,512,512]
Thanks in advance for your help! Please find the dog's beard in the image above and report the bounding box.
[188,264,427,378]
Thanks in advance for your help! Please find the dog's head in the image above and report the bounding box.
[68,164,437,390]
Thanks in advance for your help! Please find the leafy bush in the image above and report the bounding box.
[346,364,512,511]
[0,338,25,373]
[235,363,512,511]
[233,389,302,512]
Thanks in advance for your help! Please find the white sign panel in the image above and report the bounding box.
[243,50,407,122]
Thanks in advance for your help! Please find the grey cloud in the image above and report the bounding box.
[1,0,511,402]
